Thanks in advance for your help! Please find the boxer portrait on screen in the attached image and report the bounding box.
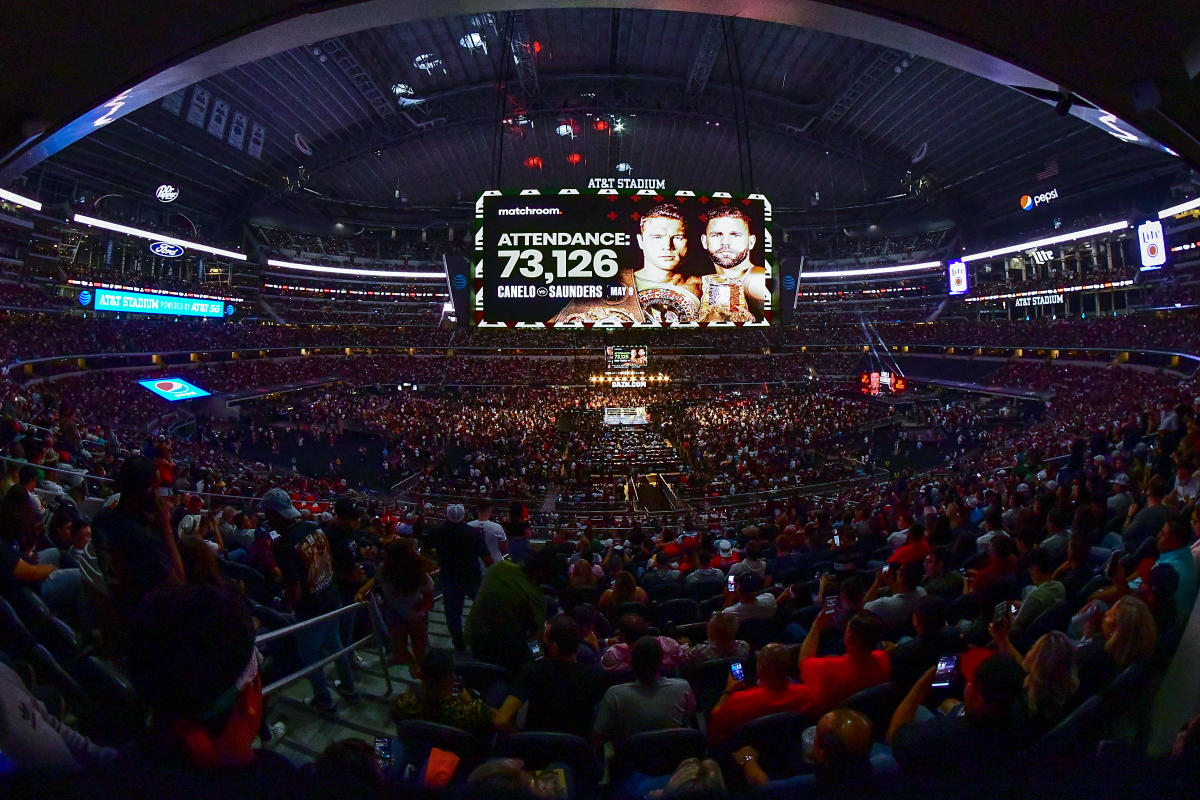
[698,206,767,322]
[632,203,705,324]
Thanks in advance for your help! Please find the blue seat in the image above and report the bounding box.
[723,711,814,774]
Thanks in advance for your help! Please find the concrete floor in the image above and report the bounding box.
[258,596,464,764]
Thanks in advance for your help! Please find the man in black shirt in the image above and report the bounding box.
[263,489,359,712]
[493,614,607,737]
[426,503,491,652]
[887,595,963,692]
[324,497,368,657]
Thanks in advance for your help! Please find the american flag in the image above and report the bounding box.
[1036,158,1060,182]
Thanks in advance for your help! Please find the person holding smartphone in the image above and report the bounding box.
[708,643,815,744]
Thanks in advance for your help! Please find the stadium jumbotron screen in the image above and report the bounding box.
[474,190,773,326]
[606,345,648,370]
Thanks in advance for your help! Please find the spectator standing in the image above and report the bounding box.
[427,503,492,652]
[262,488,359,712]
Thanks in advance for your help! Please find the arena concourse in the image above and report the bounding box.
[2,3,1200,798]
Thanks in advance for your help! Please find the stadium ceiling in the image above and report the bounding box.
[3,2,1197,223]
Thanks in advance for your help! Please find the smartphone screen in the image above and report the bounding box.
[374,736,392,769]
[993,600,1011,624]
[832,533,841,548]
[730,661,745,682]
[823,594,839,616]
[1009,602,1018,617]
[727,574,737,592]
[528,639,544,660]
[931,655,959,688]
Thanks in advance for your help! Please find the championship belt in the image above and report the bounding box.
[557,304,641,324]
[636,286,700,324]
[698,274,753,322]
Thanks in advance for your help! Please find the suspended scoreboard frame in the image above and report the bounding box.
[473,188,774,328]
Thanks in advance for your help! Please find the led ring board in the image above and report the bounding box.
[474,189,773,327]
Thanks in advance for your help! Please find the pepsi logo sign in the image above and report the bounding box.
[452,273,468,290]
[155,184,179,202]
[77,290,92,307]
[138,377,211,401]
[149,241,184,258]
[781,274,797,291]
[1020,188,1058,211]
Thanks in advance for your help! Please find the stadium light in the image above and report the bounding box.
[1157,196,1200,219]
[960,220,1129,263]
[266,258,444,279]
[801,260,942,279]
[73,214,246,260]
[0,188,42,212]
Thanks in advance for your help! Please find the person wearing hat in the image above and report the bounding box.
[261,487,360,712]
[427,503,492,652]
[1107,473,1134,521]
[713,539,740,570]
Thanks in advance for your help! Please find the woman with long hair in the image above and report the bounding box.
[357,541,434,672]
[599,570,646,613]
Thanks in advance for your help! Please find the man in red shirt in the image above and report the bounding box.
[798,611,890,713]
[708,643,815,744]
[887,522,931,567]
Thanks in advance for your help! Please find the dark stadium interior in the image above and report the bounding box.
[2,3,1200,799]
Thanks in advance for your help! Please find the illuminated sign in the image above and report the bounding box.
[1014,294,1063,307]
[1026,249,1054,265]
[961,220,1129,263]
[91,288,225,317]
[947,260,968,295]
[1020,188,1058,210]
[155,184,179,203]
[149,242,184,258]
[72,214,246,260]
[475,189,773,327]
[612,379,648,388]
[1137,220,1166,269]
[137,378,211,401]
[586,177,667,190]
[964,280,1133,304]
[606,345,648,370]
[77,290,92,306]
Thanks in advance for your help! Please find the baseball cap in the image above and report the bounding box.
[446,503,466,523]
[716,539,733,557]
[1111,473,1131,487]
[260,488,301,520]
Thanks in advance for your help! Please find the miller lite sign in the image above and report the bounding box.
[1138,220,1166,269]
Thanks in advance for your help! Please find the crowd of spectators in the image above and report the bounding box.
[2,288,1200,796]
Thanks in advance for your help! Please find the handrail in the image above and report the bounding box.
[257,595,393,697]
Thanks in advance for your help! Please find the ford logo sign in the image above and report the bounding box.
[155,184,179,202]
[451,273,467,290]
[782,274,796,291]
[77,290,92,306]
[149,241,184,258]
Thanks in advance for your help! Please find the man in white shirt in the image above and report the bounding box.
[468,499,507,564]
[722,573,777,622]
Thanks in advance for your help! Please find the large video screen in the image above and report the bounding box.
[138,377,211,401]
[475,190,773,326]
[81,287,229,318]
[606,345,648,370]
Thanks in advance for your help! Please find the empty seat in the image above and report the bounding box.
[610,727,706,785]
[656,598,701,632]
